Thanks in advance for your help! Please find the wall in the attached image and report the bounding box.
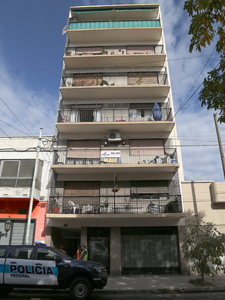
[182,180,225,274]
[0,201,48,243]
[0,136,53,200]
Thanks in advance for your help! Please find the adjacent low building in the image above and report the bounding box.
[0,136,53,245]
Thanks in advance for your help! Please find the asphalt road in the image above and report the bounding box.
[2,291,225,300]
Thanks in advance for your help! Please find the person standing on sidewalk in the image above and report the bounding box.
[79,244,88,261]
[76,245,82,260]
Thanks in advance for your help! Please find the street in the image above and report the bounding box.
[1,291,225,300]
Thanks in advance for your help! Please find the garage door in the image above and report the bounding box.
[121,227,180,275]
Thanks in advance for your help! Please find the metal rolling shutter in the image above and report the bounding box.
[64,182,100,207]
[73,74,103,86]
[127,46,154,54]
[11,222,34,245]
[121,227,180,275]
[67,140,101,158]
[130,140,164,156]
[128,73,158,85]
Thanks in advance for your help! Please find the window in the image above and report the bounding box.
[0,247,6,257]
[12,247,34,259]
[0,160,42,188]
[37,248,57,261]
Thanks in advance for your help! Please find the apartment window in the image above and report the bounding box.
[67,141,101,165]
[0,160,42,188]
[70,108,102,123]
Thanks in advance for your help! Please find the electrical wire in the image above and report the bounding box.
[0,97,34,137]
[0,119,31,136]
[155,46,218,139]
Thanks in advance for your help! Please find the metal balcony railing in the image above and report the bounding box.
[58,107,172,123]
[61,72,168,87]
[53,148,178,166]
[48,195,182,215]
[64,45,164,56]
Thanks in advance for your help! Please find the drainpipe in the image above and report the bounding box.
[25,128,43,245]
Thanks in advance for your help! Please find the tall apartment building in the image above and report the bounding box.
[46,4,188,276]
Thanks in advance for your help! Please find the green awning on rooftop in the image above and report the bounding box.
[72,8,157,14]
[69,20,160,30]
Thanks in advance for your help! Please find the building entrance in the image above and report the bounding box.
[51,227,80,258]
[88,227,110,274]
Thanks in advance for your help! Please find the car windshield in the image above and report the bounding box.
[54,247,72,260]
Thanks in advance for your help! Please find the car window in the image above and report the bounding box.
[12,247,33,259]
[0,247,6,258]
[53,248,72,260]
[37,248,58,261]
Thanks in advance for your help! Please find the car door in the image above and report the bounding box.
[31,247,64,286]
[4,246,34,285]
[0,246,8,284]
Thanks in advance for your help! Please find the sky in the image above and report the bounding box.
[0,0,224,182]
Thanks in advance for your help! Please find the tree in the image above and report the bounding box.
[183,215,225,285]
[184,0,225,122]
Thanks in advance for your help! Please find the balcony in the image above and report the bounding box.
[56,106,174,134]
[67,20,162,44]
[47,195,182,216]
[51,148,179,180]
[60,73,170,100]
[63,45,165,69]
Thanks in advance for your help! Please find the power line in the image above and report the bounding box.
[0,97,34,137]
[155,46,217,138]
[0,128,10,138]
[0,119,31,136]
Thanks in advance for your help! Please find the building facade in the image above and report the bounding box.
[46,4,188,276]
[0,136,53,245]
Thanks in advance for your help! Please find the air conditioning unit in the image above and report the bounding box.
[108,131,121,142]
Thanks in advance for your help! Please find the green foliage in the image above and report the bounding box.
[199,53,225,123]
[183,215,225,284]
[184,0,225,121]
[184,0,225,53]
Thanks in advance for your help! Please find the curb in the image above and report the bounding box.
[94,286,225,294]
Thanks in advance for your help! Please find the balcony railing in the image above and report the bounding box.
[69,20,160,30]
[48,195,182,215]
[53,148,178,166]
[61,72,168,87]
[58,107,172,123]
[64,45,164,56]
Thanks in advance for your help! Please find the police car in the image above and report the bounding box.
[0,244,107,299]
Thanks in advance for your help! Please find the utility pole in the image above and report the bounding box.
[213,113,225,179]
[25,128,43,245]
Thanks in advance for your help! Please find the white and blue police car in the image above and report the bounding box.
[0,244,107,299]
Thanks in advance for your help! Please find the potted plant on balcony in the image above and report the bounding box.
[96,77,99,86]
[100,80,109,86]
[111,185,120,193]
[136,75,143,85]
[164,199,180,213]
[52,202,60,213]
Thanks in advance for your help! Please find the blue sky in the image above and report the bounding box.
[0,0,224,182]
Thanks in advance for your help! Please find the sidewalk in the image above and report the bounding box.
[96,274,225,294]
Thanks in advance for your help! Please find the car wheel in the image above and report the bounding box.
[70,277,92,300]
[0,287,14,296]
